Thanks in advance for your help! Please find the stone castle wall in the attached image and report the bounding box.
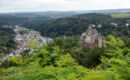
[80,26,105,49]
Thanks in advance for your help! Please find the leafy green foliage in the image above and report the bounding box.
[0,55,30,68]
[44,36,106,68]
[46,36,80,53]
[86,70,119,80]
[55,54,78,67]
[98,35,130,80]
[71,47,105,68]
[30,46,62,67]
[0,35,129,80]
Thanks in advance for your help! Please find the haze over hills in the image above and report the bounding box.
[1,8,130,17]
[75,8,130,14]
[0,11,79,18]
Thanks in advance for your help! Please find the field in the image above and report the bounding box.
[111,13,130,18]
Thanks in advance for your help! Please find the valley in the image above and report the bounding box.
[0,9,130,80]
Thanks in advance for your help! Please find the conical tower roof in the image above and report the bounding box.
[86,26,93,35]
[93,29,98,34]
[88,26,93,31]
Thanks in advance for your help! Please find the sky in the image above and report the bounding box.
[0,0,130,13]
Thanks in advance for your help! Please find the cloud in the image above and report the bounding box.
[0,0,130,13]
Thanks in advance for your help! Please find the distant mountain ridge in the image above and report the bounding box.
[0,11,79,18]
[70,8,130,14]
[1,8,130,18]
[1,8,130,17]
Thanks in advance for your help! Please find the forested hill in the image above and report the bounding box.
[0,27,17,56]
[0,11,79,18]
[22,13,130,37]
[0,11,82,26]
[0,13,129,37]
[0,15,51,26]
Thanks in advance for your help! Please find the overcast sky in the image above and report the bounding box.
[0,0,130,13]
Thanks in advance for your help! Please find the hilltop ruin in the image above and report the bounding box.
[80,26,105,49]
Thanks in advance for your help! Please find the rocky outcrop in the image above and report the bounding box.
[80,26,105,49]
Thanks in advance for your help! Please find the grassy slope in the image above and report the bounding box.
[111,13,130,18]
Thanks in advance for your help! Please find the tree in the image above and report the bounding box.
[97,35,130,80]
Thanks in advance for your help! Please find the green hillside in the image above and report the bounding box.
[0,15,52,26]
[111,13,130,18]
[22,13,130,37]
[0,27,17,56]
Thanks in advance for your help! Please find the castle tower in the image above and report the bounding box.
[87,26,93,35]
[98,33,103,48]
[80,26,104,49]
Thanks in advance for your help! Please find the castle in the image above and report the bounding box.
[80,26,105,49]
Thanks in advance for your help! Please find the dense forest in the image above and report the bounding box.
[0,27,17,56]
[0,15,52,26]
[22,13,130,37]
[0,11,81,26]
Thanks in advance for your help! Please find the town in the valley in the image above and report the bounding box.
[0,25,53,62]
